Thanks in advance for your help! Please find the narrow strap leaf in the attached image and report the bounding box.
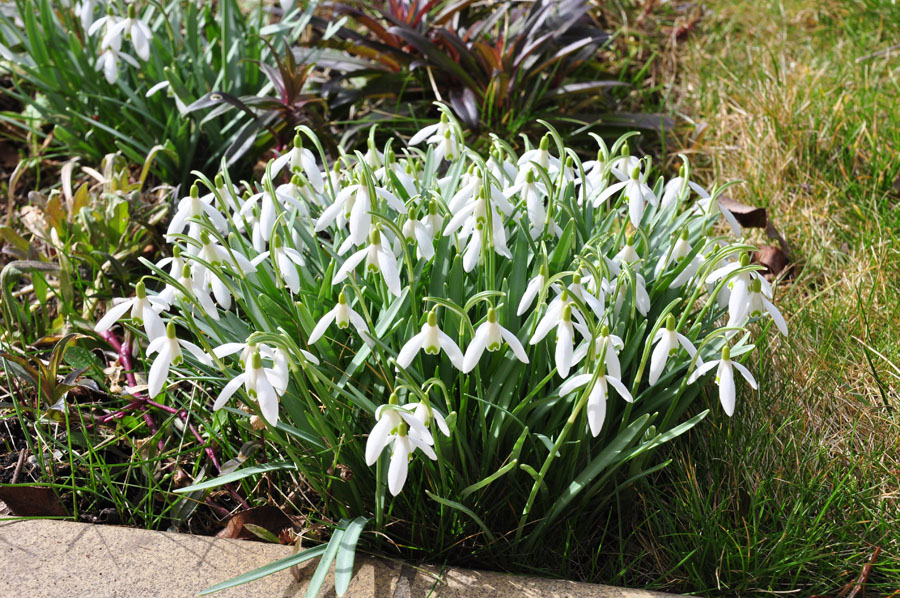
[426,491,496,543]
[174,461,294,493]
[198,545,326,595]
[459,459,518,499]
[334,517,368,596]
[306,520,348,598]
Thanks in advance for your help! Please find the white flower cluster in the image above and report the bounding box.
[93,107,787,495]
[80,1,153,84]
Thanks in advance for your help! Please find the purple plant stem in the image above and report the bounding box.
[99,331,158,434]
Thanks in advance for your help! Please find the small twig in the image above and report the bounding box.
[10,448,26,485]
[856,44,900,63]
[838,547,880,598]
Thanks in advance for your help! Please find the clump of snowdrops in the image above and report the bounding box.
[94,105,786,591]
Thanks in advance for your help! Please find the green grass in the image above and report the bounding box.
[587,0,900,593]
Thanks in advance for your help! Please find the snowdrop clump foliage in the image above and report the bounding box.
[96,105,786,565]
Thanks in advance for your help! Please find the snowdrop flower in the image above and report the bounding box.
[529,291,588,378]
[487,148,517,185]
[444,193,512,270]
[251,234,306,294]
[95,46,138,85]
[595,165,658,228]
[396,310,464,371]
[239,186,295,251]
[463,307,529,373]
[214,340,263,367]
[409,400,451,439]
[517,264,548,316]
[361,139,385,171]
[191,230,256,274]
[145,80,188,113]
[271,134,324,193]
[448,165,513,216]
[706,253,772,326]
[729,277,788,336]
[559,365,633,436]
[274,175,315,221]
[422,200,443,239]
[660,166,709,211]
[213,351,284,427]
[401,209,436,260]
[655,229,700,287]
[167,184,228,242]
[94,281,167,341]
[613,234,641,267]
[102,4,152,61]
[408,112,461,162]
[609,146,641,181]
[185,232,254,310]
[308,290,373,347]
[567,272,606,321]
[648,315,700,385]
[688,344,757,416]
[505,170,560,239]
[577,148,612,204]
[317,177,405,252]
[76,0,98,32]
[201,172,244,213]
[608,269,651,317]
[213,339,319,369]
[365,396,438,495]
[375,149,417,199]
[697,194,742,237]
[158,263,219,321]
[146,322,212,397]
[88,9,121,49]
[574,325,624,378]
[515,135,561,187]
[333,227,402,297]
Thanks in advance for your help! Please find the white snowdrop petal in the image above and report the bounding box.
[687,359,719,384]
[148,348,173,397]
[213,374,246,411]
[396,332,425,369]
[717,362,736,416]
[732,361,758,390]
[94,299,134,332]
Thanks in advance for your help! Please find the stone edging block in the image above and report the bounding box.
[0,519,678,597]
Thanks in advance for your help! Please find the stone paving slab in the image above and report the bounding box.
[0,519,676,597]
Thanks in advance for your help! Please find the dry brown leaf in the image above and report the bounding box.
[0,485,68,517]
[719,196,767,229]
[216,505,294,542]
